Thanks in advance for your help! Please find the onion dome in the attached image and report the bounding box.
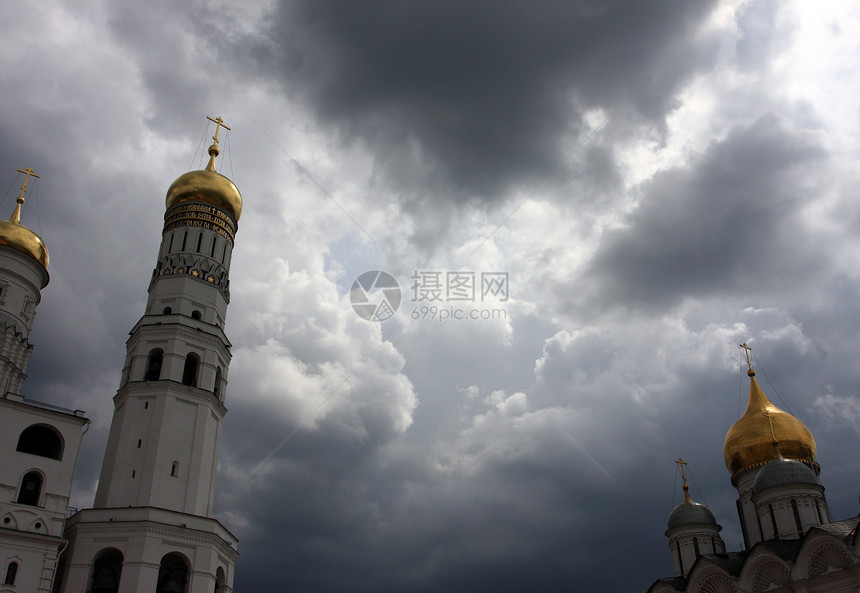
[0,168,49,271]
[753,457,818,494]
[667,458,721,532]
[165,120,242,222]
[723,368,816,478]
[668,500,718,531]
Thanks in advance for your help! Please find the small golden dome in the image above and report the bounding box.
[0,166,49,271]
[0,219,49,270]
[723,371,816,478]
[165,168,242,222]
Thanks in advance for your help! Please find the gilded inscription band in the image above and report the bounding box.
[164,203,237,240]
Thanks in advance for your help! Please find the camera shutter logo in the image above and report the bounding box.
[350,271,401,321]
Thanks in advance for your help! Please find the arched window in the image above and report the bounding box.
[214,566,226,593]
[16,424,64,460]
[3,562,17,585]
[182,354,199,387]
[91,548,123,593]
[156,553,189,593]
[17,471,42,506]
[145,349,164,381]
[163,306,173,315]
[214,367,222,399]
[191,310,202,320]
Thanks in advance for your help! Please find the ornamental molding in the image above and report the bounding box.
[129,325,229,353]
[164,202,237,242]
[117,381,227,416]
[150,253,231,301]
[66,520,238,560]
[0,313,29,344]
[806,541,852,578]
[695,572,736,593]
[748,559,790,592]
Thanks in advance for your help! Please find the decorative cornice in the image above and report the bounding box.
[116,381,227,416]
[64,515,238,561]
[127,321,231,353]
[150,252,231,301]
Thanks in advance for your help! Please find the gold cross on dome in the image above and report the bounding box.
[676,458,691,502]
[16,167,40,202]
[206,115,231,146]
[739,342,753,372]
[10,167,40,223]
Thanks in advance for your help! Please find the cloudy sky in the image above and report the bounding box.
[3,0,860,591]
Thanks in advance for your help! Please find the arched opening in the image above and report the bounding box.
[3,562,17,585]
[191,310,202,320]
[214,367,222,399]
[214,566,226,593]
[170,461,179,477]
[163,306,173,315]
[182,353,199,387]
[16,471,42,506]
[16,424,64,460]
[90,548,123,593]
[145,349,164,381]
[156,553,189,593]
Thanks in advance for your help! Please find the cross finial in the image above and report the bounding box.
[10,167,40,223]
[676,457,692,503]
[207,115,231,146]
[204,116,231,171]
[739,342,755,376]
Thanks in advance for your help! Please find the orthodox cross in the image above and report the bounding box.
[207,116,231,147]
[676,457,692,503]
[739,342,753,373]
[11,167,39,223]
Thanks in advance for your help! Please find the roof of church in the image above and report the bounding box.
[165,117,242,222]
[647,517,860,593]
[0,168,49,271]
[723,369,816,479]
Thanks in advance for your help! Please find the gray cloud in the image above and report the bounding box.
[262,0,721,200]
[582,114,827,312]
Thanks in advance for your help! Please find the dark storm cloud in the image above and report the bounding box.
[263,0,721,199]
[582,114,827,311]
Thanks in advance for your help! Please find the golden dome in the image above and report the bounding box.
[165,142,242,222]
[0,219,49,270]
[723,371,816,478]
[0,168,49,272]
[165,169,242,222]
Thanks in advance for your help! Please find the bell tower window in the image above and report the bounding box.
[156,553,189,593]
[214,366,222,399]
[90,549,123,593]
[145,349,164,381]
[182,354,199,387]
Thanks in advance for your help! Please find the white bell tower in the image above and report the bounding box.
[59,117,242,593]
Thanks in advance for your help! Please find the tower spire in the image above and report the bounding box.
[10,167,39,224]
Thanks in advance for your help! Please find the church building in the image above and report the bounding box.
[0,169,89,593]
[647,346,860,593]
